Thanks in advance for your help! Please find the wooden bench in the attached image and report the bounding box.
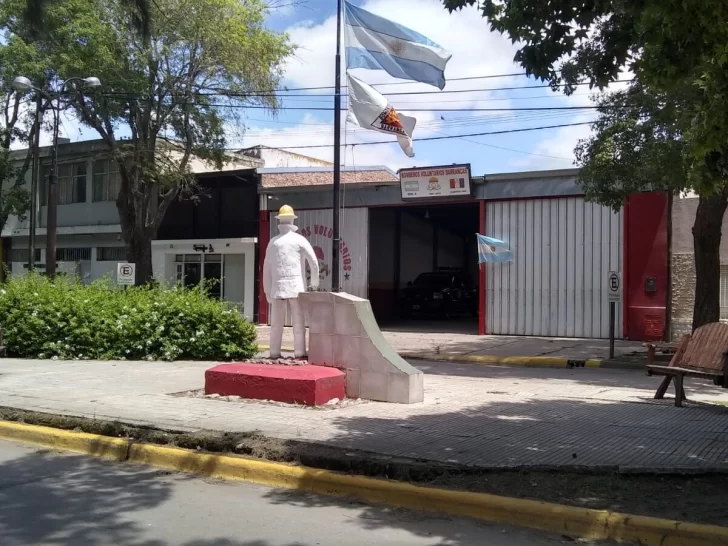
[646,323,728,406]
[643,341,679,366]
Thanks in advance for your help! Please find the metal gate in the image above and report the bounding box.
[485,197,623,338]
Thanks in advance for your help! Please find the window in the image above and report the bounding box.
[174,253,224,299]
[97,247,127,261]
[8,249,41,263]
[40,162,87,205]
[93,159,121,202]
[56,248,91,261]
[721,266,728,320]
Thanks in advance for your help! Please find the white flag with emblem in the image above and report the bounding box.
[346,74,416,157]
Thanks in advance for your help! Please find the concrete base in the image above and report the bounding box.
[300,291,424,404]
[205,363,345,406]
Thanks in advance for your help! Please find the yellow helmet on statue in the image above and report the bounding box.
[275,204,297,220]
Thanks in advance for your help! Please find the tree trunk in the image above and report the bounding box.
[691,189,728,330]
[117,191,155,286]
[126,230,154,285]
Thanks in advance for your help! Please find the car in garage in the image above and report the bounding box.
[401,269,477,318]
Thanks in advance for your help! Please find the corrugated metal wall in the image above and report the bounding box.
[268,207,369,325]
[485,197,623,338]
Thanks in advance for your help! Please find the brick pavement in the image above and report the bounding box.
[0,358,727,470]
[256,325,644,360]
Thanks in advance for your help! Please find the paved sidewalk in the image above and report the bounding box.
[256,325,644,361]
[1,357,727,470]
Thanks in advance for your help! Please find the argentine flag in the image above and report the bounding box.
[344,1,452,90]
[477,234,513,264]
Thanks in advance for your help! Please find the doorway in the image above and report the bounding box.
[368,202,480,333]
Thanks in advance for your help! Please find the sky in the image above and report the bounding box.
[45,0,630,176]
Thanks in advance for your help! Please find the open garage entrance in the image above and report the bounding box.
[368,202,480,334]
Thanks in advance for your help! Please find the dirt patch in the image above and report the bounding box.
[1,406,726,527]
[170,389,368,410]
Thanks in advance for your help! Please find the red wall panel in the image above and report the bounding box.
[625,193,668,341]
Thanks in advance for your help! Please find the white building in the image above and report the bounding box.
[1,141,331,321]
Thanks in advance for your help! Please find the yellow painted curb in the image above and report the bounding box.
[257,344,604,369]
[0,420,725,545]
[402,352,581,367]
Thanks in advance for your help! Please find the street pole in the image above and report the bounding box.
[331,0,342,293]
[609,301,615,359]
[46,104,60,278]
[28,92,42,272]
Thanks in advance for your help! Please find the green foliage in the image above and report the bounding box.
[2,0,293,283]
[0,275,257,361]
[575,83,690,210]
[441,0,728,187]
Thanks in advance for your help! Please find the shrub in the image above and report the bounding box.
[0,275,257,361]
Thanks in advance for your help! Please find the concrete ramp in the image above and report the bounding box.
[301,291,424,404]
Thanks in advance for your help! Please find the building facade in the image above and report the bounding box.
[258,167,669,341]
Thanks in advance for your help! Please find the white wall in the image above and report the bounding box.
[223,254,246,303]
[250,147,332,168]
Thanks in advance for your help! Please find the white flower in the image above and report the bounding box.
[84,299,89,303]
[225,352,230,358]
[178,313,184,317]
[0,289,6,295]
[136,345,142,350]
[51,356,58,361]
[145,323,151,328]
[190,337,196,342]
[33,292,39,297]
[125,349,131,354]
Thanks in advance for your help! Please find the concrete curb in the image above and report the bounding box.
[0,420,725,546]
[258,344,605,369]
[401,352,604,368]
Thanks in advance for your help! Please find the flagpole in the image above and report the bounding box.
[331,0,343,293]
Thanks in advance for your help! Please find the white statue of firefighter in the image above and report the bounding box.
[263,205,320,358]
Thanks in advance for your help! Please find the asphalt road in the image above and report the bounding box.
[0,439,581,546]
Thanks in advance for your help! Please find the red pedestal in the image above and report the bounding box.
[205,363,346,406]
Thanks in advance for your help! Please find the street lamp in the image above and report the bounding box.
[12,76,101,276]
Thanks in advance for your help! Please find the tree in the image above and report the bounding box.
[0,28,52,242]
[442,0,728,330]
[6,0,293,283]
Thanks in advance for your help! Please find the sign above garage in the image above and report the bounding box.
[399,164,472,200]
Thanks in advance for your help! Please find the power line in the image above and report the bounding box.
[98,95,602,112]
[101,79,630,101]
[234,121,593,150]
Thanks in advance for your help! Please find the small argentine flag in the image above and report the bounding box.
[477,234,513,264]
[344,1,452,90]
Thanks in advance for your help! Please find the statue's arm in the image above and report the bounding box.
[300,238,320,290]
[263,244,273,299]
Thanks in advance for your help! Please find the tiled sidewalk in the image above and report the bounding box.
[1,357,727,470]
